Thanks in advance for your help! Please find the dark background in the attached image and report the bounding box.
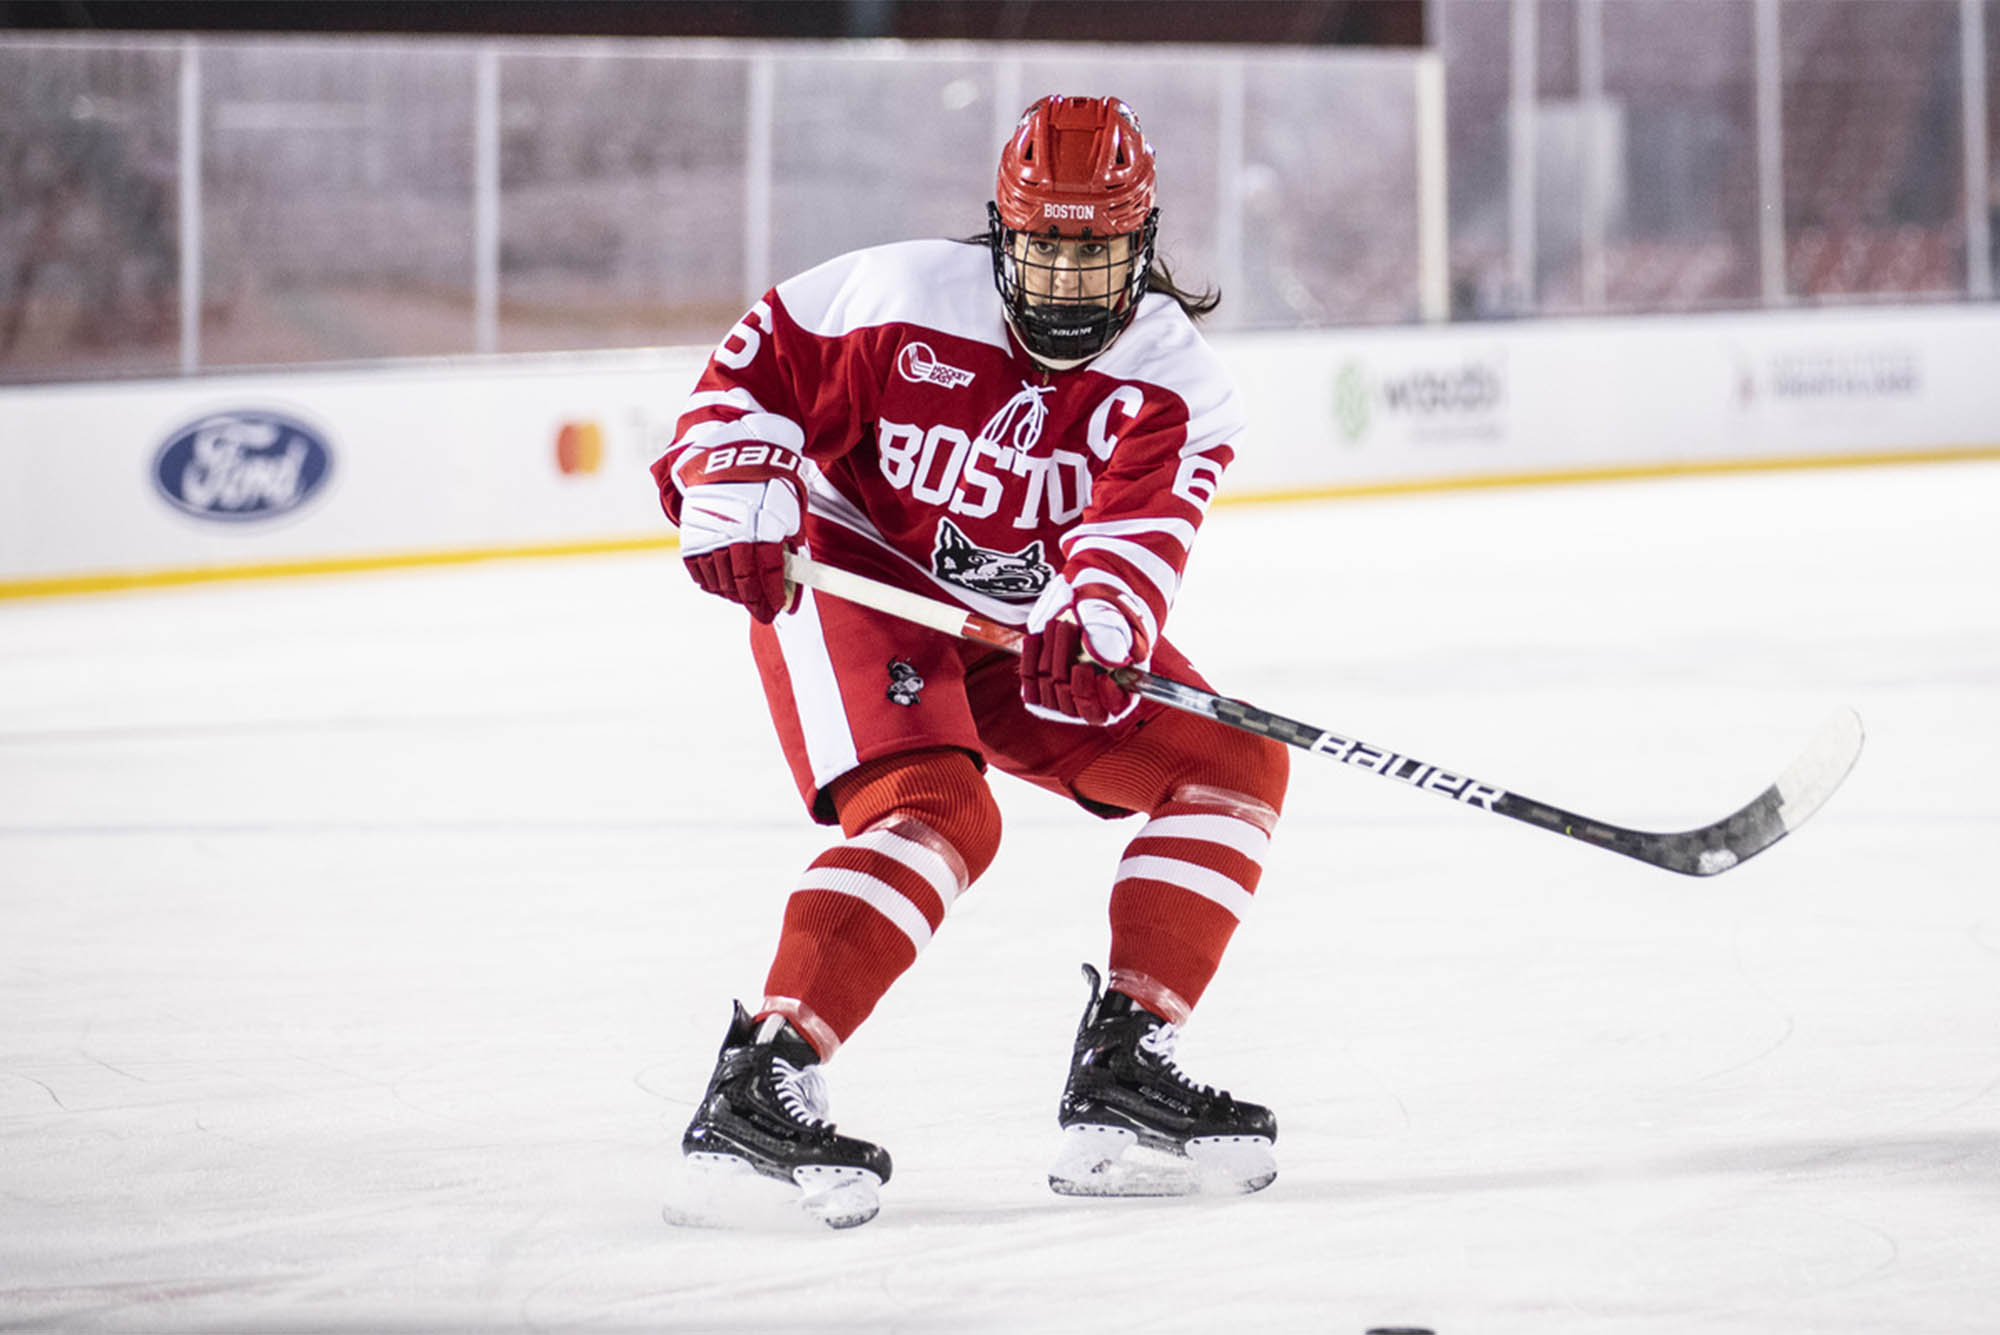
[0,0,1425,45]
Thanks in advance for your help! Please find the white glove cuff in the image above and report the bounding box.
[1023,694,1141,727]
[1074,598,1136,667]
[1025,574,1075,635]
[678,479,801,556]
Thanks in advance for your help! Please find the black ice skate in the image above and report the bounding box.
[1049,963,1277,1197]
[674,1003,891,1229]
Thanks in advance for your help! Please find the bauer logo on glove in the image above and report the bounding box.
[675,457,806,624]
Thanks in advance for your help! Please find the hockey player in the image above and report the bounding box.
[655,95,1288,1227]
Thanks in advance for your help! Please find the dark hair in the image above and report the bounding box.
[956,233,1221,321]
[1147,258,1221,320]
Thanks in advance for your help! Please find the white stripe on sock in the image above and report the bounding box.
[1114,854,1255,921]
[1133,813,1270,863]
[851,827,964,909]
[794,866,935,951]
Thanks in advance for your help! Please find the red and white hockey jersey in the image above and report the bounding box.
[652,239,1246,650]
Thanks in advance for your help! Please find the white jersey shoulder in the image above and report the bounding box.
[775,239,1011,353]
[1089,293,1247,454]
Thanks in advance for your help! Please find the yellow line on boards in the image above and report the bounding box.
[1215,443,2000,508]
[3,445,1997,603]
[0,535,677,601]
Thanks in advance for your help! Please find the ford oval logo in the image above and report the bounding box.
[152,410,333,522]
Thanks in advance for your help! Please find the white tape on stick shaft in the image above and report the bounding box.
[783,552,978,640]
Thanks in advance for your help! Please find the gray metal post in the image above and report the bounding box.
[474,45,500,355]
[1754,0,1786,304]
[177,38,202,375]
[1964,0,1992,298]
[1578,0,1606,310]
[745,53,775,301]
[1509,0,1539,311]
[1417,51,1450,322]
[1216,58,1245,328]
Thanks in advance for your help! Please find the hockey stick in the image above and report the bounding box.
[782,551,1863,877]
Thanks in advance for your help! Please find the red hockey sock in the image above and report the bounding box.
[1101,786,1278,1022]
[1076,711,1288,1021]
[759,749,1000,1057]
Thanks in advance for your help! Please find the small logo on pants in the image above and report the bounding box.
[886,660,925,707]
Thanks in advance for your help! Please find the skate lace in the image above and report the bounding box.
[1137,1023,1224,1101]
[769,1057,833,1129]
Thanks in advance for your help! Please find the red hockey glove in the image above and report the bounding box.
[677,477,804,623]
[1019,575,1153,726]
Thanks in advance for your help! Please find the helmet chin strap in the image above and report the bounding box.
[1003,310,1115,371]
[1004,301,1139,371]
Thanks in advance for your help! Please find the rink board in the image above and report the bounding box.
[2,303,1997,595]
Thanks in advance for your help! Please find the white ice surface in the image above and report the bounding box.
[2,461,1997,1333]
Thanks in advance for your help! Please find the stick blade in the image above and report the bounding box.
[1664,708,1865,876]
[1772,706,1866,833]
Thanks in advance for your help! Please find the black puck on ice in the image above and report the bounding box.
[1365,1328,1436,1335]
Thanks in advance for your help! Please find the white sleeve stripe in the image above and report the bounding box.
[1180,435,1235,458]
[793,867,935,951]
[1064,568,1158,645]
[1114,855,1255,921]
[683,388,769,415]
[1064,536,1181,608]
[1132,813,1271,863]
[1063,516,1198,552]
[674,412,806,453]
[851,827,964,908]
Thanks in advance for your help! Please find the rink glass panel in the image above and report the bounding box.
[495,48,749,353]
[2,18,1993,384]
[1579,0,1763,314]
[0,41,182,381]
[195,40,478,368]
[1239,54,1425,326]
[1779,0,1966,301]
[757,49,1424,330]
[1440,0,1765,317]
[764,49,1004,284]
[1436,0,1514,317]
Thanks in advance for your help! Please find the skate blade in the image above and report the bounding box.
[1187,1134,1278,1194]
[793,1163,882,1229]
[1048,1124,1276,1198]
[662,1152,881,1231]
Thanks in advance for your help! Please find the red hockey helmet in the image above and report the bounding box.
[994,94,1157,239]
[989,95,1160,366]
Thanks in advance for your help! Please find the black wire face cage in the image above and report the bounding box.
[988,202,1159,365]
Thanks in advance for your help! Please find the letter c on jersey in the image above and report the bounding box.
[1087,386,1144,461]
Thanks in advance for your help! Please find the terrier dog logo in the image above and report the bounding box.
[930,517,1051,600]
